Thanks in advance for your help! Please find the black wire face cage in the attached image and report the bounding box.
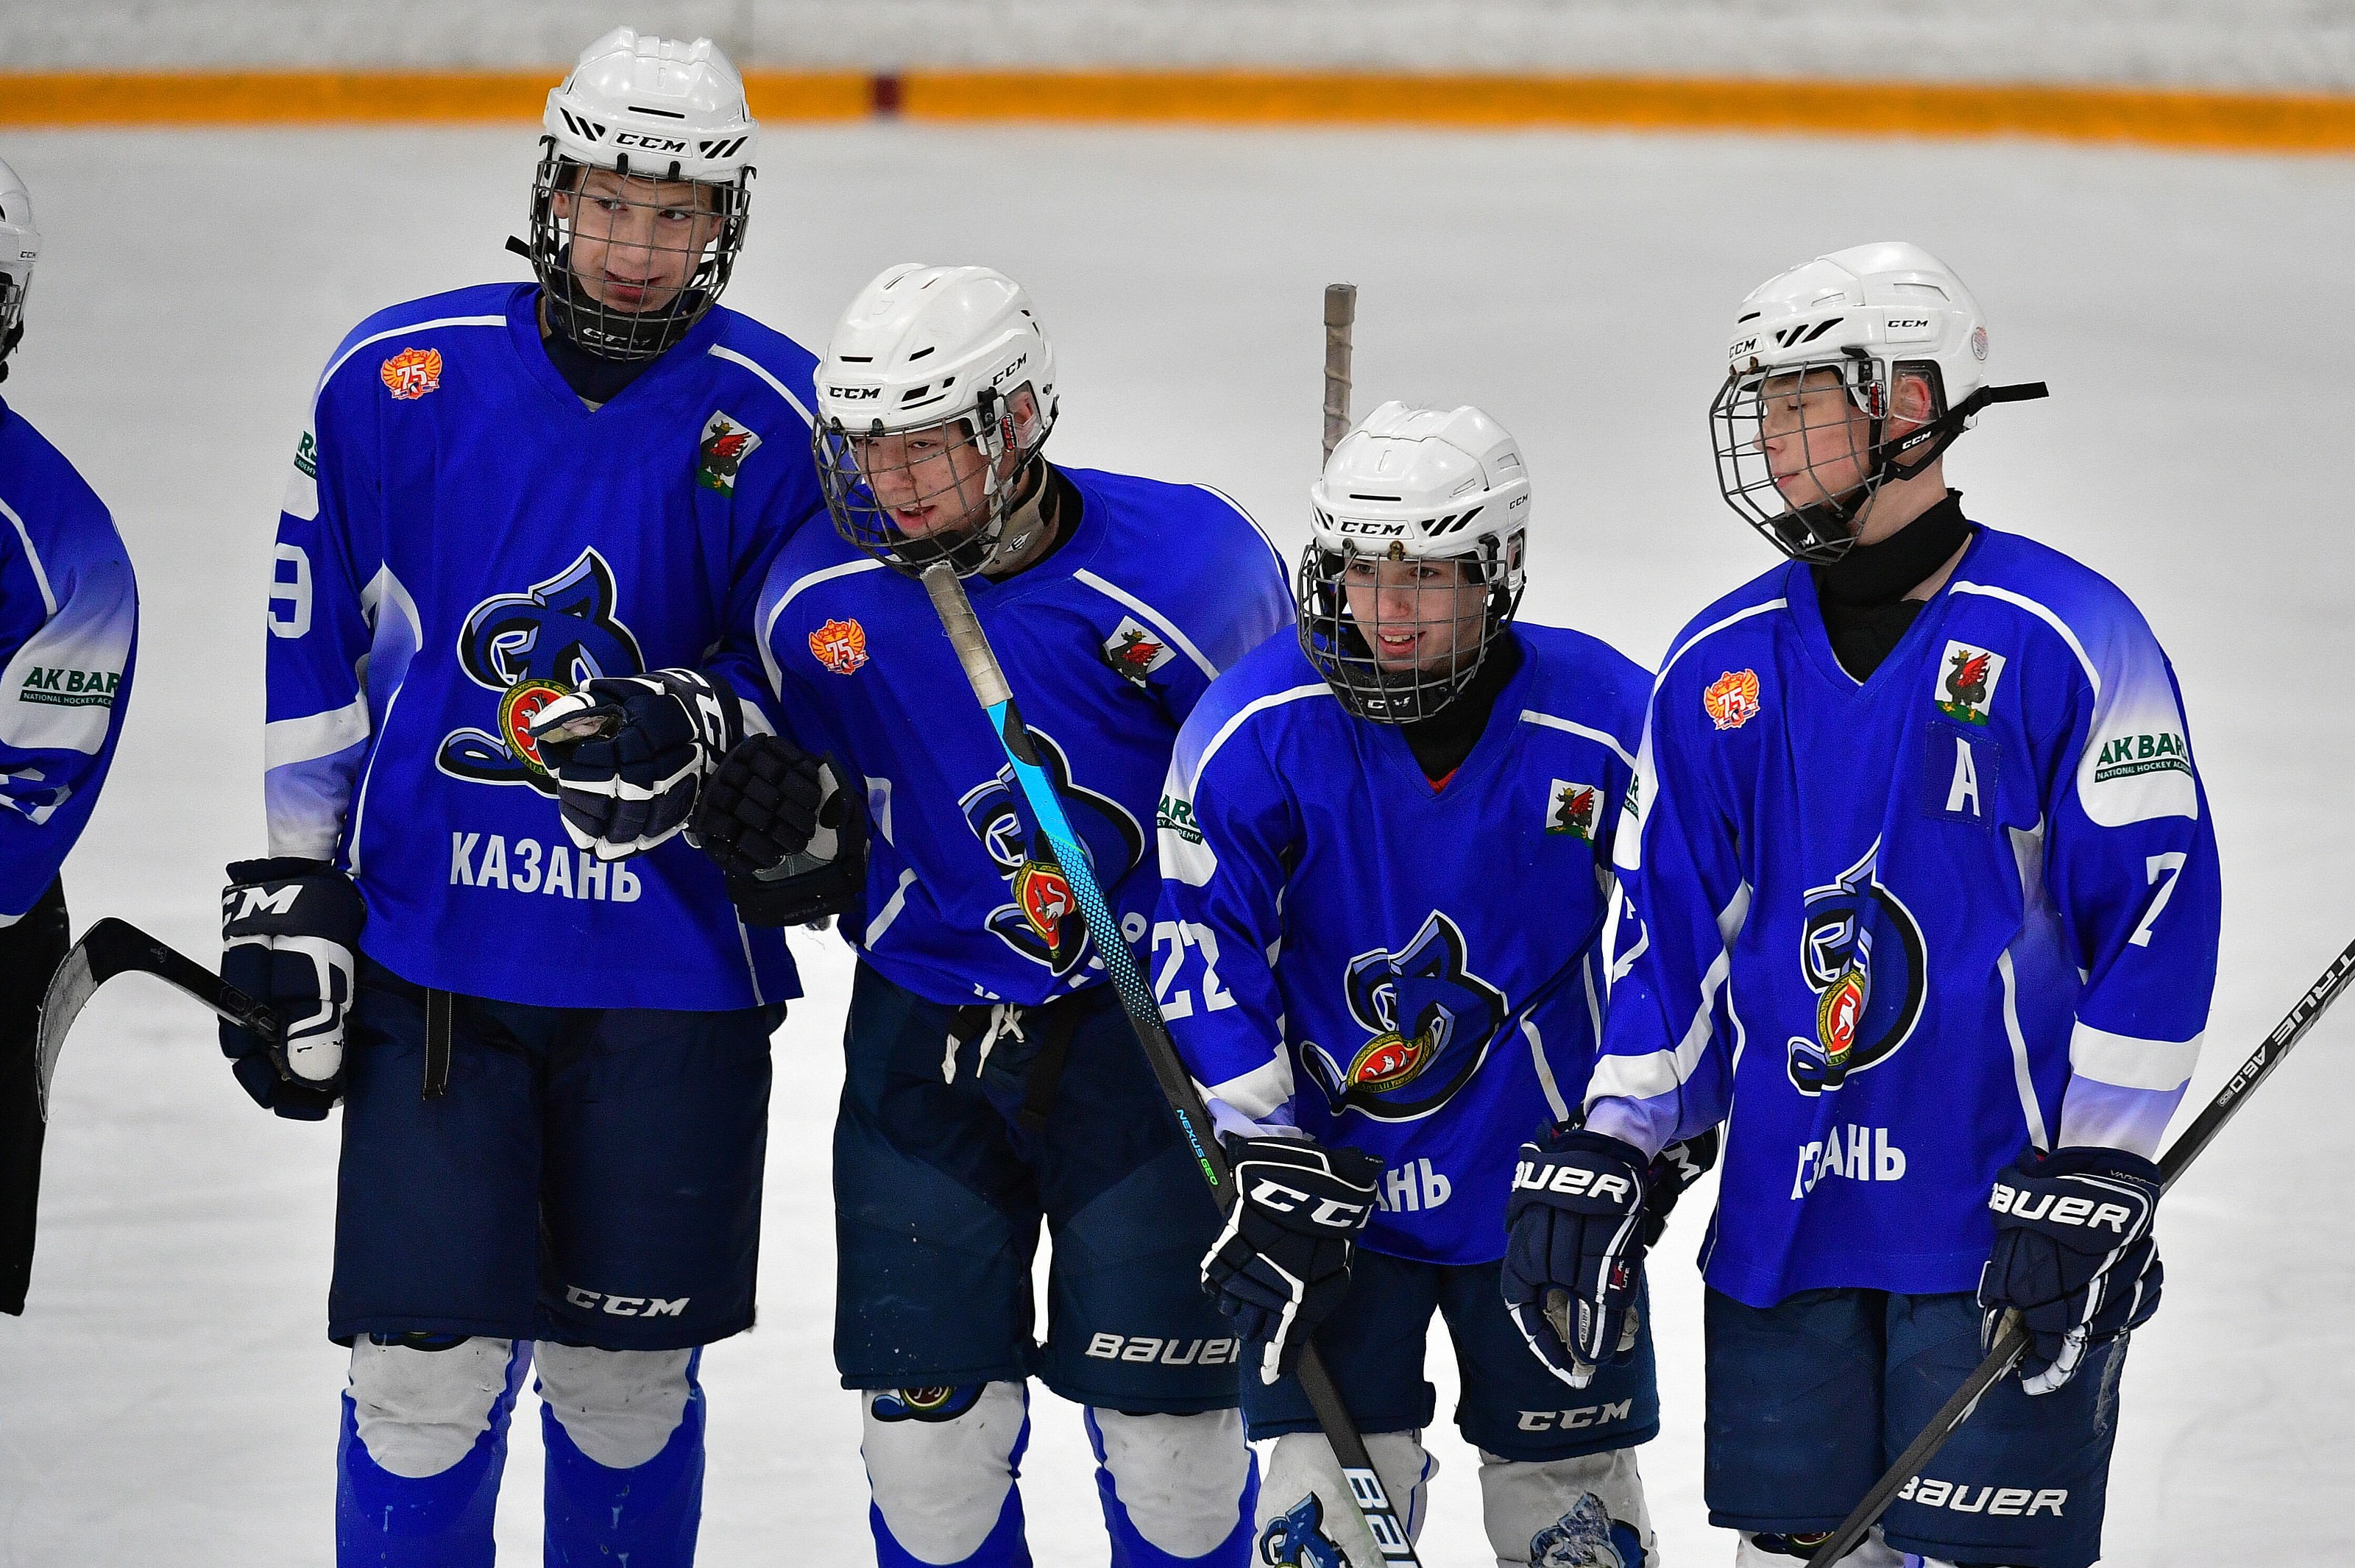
[1713,350,1965,564]
[813,387,1053,577]
[527,146,751,362]
[0,273,24,377]
[1296,531,1526,724]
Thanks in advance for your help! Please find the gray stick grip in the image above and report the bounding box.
[1323,283,1356,464]
[922,563,1011,709]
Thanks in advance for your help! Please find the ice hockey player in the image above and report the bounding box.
[0,155,141,1316]
[216,31,823,1564]
[1524,242,2219,1568]
[1153,402,1712,1568]
[679,261,1292,1567]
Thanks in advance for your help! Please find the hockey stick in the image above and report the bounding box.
[1806,932,2355,1567]
[1323,283,1357,466]
[919,561,1424,1567]
[34,918,281,1120]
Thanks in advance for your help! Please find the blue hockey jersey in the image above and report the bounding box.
[0,397,137,920]
[757,470,1289,1007]
[1155,625,1648,1265]
[1587,522,2221,1306]
[263,283,824,1009]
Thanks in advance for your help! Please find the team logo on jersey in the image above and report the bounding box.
[1703,669,1761,731]
[1302,910,1509,1122]
[869,1385,987,1424]
[1786,837,1927,1096]
[1099,617,1175,687]
[1548,779,1601,842]
[1529,1491,1648,1567]
[960,727,1143,978]
[696,411,761,493]
[1259,1494,1348,1568]
[809,617,870,675]
[436,547,645,793]
[379,347,443,400]
[1934,641,2005,726]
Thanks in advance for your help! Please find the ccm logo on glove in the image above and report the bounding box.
[1244,1177,1371,1230]
[1987,1185,2137,1233]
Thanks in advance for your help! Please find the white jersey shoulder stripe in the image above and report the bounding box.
[1657,598,1788,689]
[1191,483,1289,575]
[1188,681,1332,795]
[759,556,886,694]
[0,496,59,617]
[319,314,507,400]
[1073,568,1219,681]
[1947,581,2101,695]
[707,343,815,426]
[1518,708,1637,770]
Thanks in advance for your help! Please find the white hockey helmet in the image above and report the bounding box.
[1300,401,1531,723]
[813,263,1060,578]
[1710,241,2047,562]
[525,28,759,361]
[0,158,38,380]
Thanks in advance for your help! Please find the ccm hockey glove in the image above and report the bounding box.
[528,669,746,859]
[1979,1144,2164,1395]
[1202,1136,1383,1386]
[1640,1127,1721,1248]
[687,734,865,926]
[1502,1126,1651,1388]
[219,858,365,1121]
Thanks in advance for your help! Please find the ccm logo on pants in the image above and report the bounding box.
[565,1286,688,1319]
[1084,1334,1240,1366]
[1895,1477,2066,1516]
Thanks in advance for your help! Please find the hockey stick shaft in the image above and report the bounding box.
[1323,283,1357,465]
[1807,932,2355,1567]
[921,563,1425,1566]
[35,918,281,1120]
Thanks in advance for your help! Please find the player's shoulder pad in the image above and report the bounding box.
[1067,469,1288,577]
[1514,622,1651,763]
[315,282,523,402]
[698,307,821,433]
[0,400,125,566]
[1652,560,1796,695]
[1942,524,2174,694]
[1169,628,1331,798]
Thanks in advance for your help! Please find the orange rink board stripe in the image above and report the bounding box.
[4,68,2354,153]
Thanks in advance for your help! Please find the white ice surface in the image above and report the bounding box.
[0,123,2351,1566]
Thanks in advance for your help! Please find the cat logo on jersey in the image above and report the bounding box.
[1548,780,1601,842]
[1303,910,1509,1122]
[869,1385,985,1424]
[1786,837,1927,1096]
[437,547,645,794]
[1099,617,1175,687]
[960,727,1142,978]
[1934,641,2006,726]
[1529,1490,1646,1567]
[1703,669,1761,731]
[809,617,869,675]
[379,347,443,400]
[696,411,761,493]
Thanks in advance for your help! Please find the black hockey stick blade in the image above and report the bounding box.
[1807,932,2355,1567]
[35,918,282,1121]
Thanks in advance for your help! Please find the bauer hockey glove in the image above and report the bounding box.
[1502,1126,1651,1388]
[687,734,865,926]
[1202,1135,1383,1386]
[527,668,746,860]
[219,858,365,1121]
[1978,1144,2164,1395]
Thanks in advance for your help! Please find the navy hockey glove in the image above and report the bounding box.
[1640,1127,1720,1249]
[1979,1144,2164,1394]
[219,858,364,1121]
[1502,1127,1651,1388]
[687,734,865,926]
[527,668,746,859]
[1202,1136,1383,1386]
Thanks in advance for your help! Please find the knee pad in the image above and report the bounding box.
[863,1381,1032,1567]
[1256,1429,1433,1566]
[1478,1447,1654,1567]
[1087,1408,1255,1564]
[534,1343,698,1469]
[346,1336,525,1480]
[1736,1527,1906,1567]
